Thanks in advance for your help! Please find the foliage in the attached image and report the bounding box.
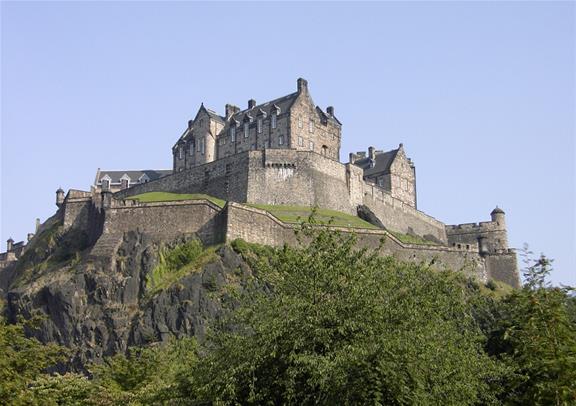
[146,239,216,297]
[128,191,226,207]
[488,249,576,405]
[0,315,68,404]
[185,226,507,405]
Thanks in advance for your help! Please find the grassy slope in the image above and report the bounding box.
[128,192,226,208]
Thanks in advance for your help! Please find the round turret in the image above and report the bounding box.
[490,206,506,226]
[56,187,65,207]
[6,237,14,252]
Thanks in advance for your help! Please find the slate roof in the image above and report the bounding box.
[204,107,225,123]
[228,92,299,124]
[354,149,399,177]
[95,169,172,185]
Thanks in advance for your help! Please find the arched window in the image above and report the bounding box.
[321,145,328,156]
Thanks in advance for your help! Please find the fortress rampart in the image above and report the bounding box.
[53,192,519,287]
[114,149,448,243]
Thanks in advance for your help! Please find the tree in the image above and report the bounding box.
[490,251,576,405]
[186,226,507,405]
[0,315,67,404]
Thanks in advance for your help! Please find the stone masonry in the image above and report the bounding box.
[4,78,519,287]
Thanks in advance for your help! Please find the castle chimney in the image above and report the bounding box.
[27,233,34,242]
[225,104,240,119]
[35,218,40,232]
[297,78,308,93]
[327,106,334,116]
[368,146,376,161]
[248,99,256,109]
[349,152,357,164]
[7,238,14,252]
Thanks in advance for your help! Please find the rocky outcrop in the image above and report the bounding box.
[2,229,252,371]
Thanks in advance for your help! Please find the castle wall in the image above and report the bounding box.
[246,149,353,214]
[225,202,486,280]
[115,152,251,203]
[446,221,509,253]
[103,199,225,245]
[485,252,520,288]
[359,182,447,243]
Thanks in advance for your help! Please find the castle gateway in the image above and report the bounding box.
[3,79,518,287]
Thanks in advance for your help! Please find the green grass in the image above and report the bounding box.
[388,231,438,245]
[146,239,218,298]
[128,192,226,208]
[246,204,379,230]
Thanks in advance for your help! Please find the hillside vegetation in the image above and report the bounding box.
[1,224,574,405]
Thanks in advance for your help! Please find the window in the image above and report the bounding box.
[279,135,284,145]
[321,145,328,156]
[298,116,302,128]
[244,122,249,138]
[230,126,236,142]
[298,136,304,147]
[309,140,314,151]
[121,179,129,190]
[200,138,205,154]
[178,147,183,159]
[189,143,194,156]
[257,117,262,134]
[271,113,277,129]
[101,179,110,191]
[309,119,314,133]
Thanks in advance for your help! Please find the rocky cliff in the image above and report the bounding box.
[0,215,253,371]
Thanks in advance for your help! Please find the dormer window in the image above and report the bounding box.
[244,122,249,138]
[101,179,110,191]
[257,117,262,134]
[271,113,277,129]
[121,178,129,190]
[230,126,236,142]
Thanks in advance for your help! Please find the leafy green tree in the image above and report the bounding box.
[0,315,67,404]
[185,226,507,405]
[491,251,576,405]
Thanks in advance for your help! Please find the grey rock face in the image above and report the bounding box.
[4,231,251,372]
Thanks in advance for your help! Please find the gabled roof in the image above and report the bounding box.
[354,149,399,176]
[95,169,172,185]
[227,92,299,125]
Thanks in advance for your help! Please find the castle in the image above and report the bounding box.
[1,79,520,287]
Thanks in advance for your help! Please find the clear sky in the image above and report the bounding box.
[1,1,574,285]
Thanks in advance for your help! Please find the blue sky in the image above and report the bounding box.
[1,1,574,285]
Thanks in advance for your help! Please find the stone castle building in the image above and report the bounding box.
[1,79,519,287]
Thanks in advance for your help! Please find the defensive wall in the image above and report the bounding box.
[114,149,448,243]
[56,193,519,287]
